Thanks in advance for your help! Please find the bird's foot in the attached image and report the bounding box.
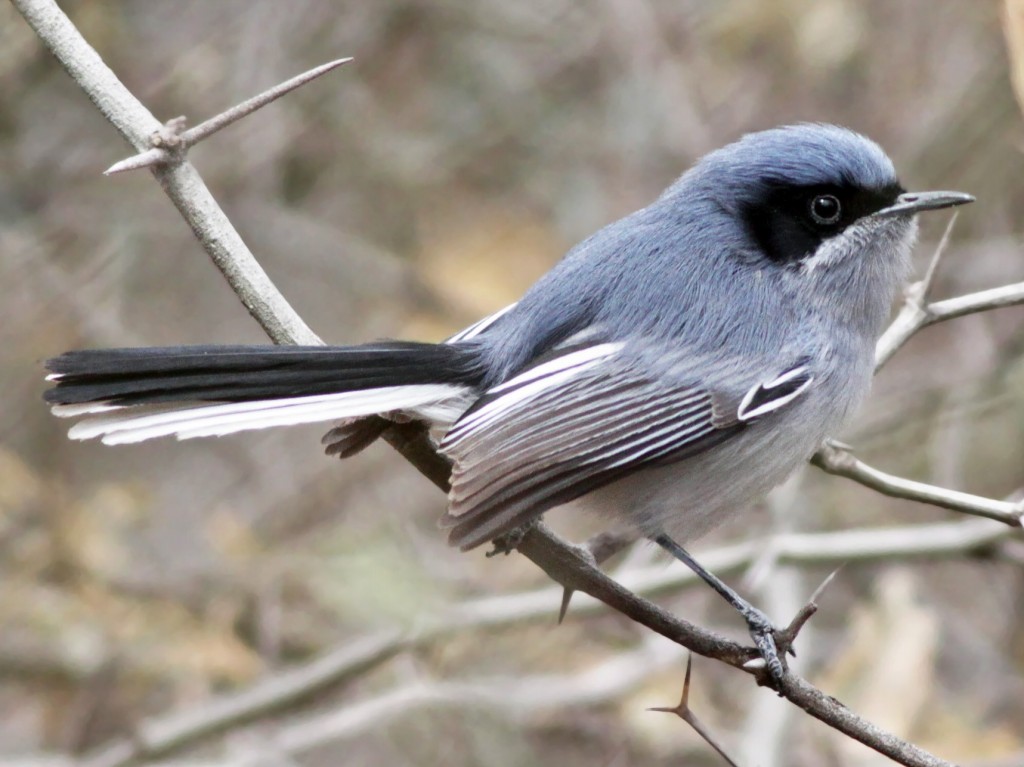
[739,604,786,682]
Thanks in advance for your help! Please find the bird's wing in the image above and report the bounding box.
[439,343,813,549]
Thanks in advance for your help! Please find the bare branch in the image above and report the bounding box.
[13,0,323,346]
[927,280,1024,323]
[874,296,928,370]
[515,524,957,766]
[264,639,687,761]
[812,444,1023,527]
[873,212,1024,368]
[61,516,1012,765]
[83,630,407,767]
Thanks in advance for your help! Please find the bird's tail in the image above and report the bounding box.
[44,343,484,446]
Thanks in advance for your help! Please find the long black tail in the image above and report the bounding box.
[44,343,485,445]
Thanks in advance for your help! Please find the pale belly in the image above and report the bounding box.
[576,396,848,543]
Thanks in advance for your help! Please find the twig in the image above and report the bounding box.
[928,280,1024,323]
[105,59,352,175]
[919,212,959,303]
[265,639,688,760]
[516,525,957,766]
[874,213,1024,369]
[812,444,1023,527]
[81,631,405,767]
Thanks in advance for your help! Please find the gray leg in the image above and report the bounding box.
[655,533,784,680]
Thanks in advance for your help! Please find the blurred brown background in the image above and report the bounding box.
[2,1,1023,765]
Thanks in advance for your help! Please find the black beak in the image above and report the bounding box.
[872,190,975,219]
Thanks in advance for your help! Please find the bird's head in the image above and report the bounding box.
[676,124,973,333]
[688,123,972,272]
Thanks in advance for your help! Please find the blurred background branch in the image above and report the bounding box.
[2,0,1024,766]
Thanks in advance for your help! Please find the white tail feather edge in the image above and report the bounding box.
[58,385,469,445]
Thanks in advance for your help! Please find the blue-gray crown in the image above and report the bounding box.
[675,123,899,202]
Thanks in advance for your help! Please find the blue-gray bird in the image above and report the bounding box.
[44,124,973,677]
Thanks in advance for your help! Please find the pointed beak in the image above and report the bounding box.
[872,190,975,219]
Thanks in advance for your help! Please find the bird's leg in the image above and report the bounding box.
[654,533,785,681]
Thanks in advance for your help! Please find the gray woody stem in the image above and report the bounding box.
[14,0,321,347]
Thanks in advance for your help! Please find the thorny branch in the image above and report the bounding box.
[14,0,1024,765]
[12,0,322,347]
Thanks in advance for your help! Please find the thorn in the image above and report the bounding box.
[823,437,854,452]
[919,211,959,303]
[104,116,189,174]
[103,58,352,175]
[104,147,171,175]
[648,656,741,767]
[647,654,693,716]
[775,565,844,658]
[554,533,630,625]
[557,587,574,624]
[809,566,842,605]
[181,57,353,147]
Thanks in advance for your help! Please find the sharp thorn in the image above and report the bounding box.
[103,147,171,175]
[180,57,353,147]
[557,587,574,624]
[810,565,843,605]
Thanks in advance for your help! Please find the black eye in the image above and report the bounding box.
[809,194,842,225]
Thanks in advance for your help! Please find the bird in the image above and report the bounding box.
[44,123,973,678]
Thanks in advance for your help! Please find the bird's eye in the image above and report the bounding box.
[809,194,842,225]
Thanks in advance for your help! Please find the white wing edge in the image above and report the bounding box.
[737,365,813,422]
[443,342,625,444]
[444,303,518,344]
